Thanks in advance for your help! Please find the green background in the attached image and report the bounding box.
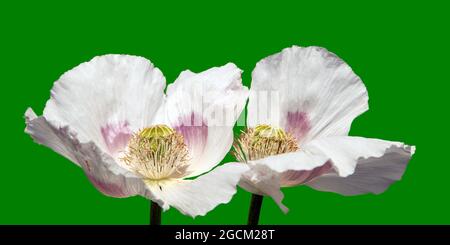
[1,1,448,224]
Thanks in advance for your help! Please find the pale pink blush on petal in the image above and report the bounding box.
[285,111,310,142]
[280,161,333,187]
[86,173,129,198]
[173,113,208,157]
[100,121,132,154]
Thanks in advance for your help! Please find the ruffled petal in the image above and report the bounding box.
[25,108,78,165]
[146,163,248,217]
[250,148,330,173]
[25,108,153,199]
[248,46,368,145]
[306,136,414,177]
[306,137,415,195]
[279,161,333,187]
[239,164,289,213]
[43,55,166,155]
[239,148,330,212]
[156,63,248,177]
[239,136,414,207]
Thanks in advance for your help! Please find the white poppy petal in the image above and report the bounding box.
[25,108,152,198]
[249,46,368,145]
[25,108,78,165]
[250,148,330,173]
[43,54,166,155]
[279,161,333,187]
[307,136,414,177]
[146,163,249,217]
[306,137,415,195]
[157,63,248,177]
[239,164,289,213]
[240,148,330,212]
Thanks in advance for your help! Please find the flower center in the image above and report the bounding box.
[232,124,299,162]
[121,124,190,180]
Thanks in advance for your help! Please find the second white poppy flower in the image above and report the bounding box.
[234,46,415,212]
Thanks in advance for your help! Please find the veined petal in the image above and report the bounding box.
[279,161,333,187]
[248,46,368,145]
[307,136,414,177]
[146,163,249,217]
[25,108,152,198]
[25,108,78,165]
[241,136,414,194]
[43,55,166,155]
[306,136,415,195]
[249,148,329,173]
[156,63,248,177]
[240,148,330,212]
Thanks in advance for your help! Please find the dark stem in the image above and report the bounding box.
[150,201,162,225]
[247,194,264,225]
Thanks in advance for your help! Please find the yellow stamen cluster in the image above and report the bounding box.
[232,124,299,162]
[121,125,190,180]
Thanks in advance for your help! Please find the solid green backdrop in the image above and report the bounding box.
[1,1,448,224]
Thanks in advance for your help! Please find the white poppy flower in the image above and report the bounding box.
[233,46,415,213]
[25,55,249,218]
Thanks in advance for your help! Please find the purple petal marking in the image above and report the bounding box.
[285,111,310,141]
[86,174,128,198]
[173,113,208,157]
[101,121,132,154]
[280,161,333,186]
